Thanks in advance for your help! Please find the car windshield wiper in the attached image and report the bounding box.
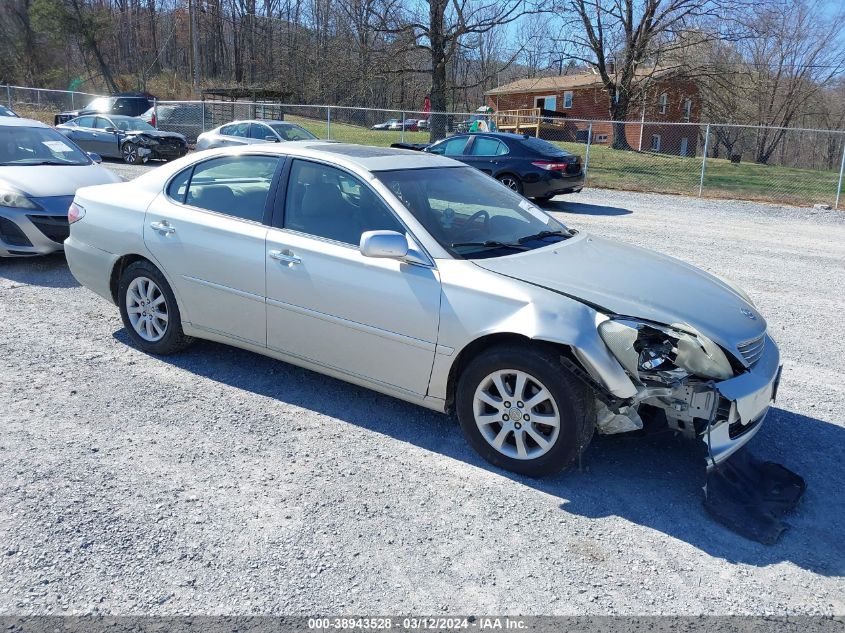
[450,240,530,251]
[517,230,571,244]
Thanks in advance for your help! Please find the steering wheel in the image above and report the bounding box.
[452,210,490,241]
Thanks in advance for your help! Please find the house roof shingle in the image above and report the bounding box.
[485,68,669,96]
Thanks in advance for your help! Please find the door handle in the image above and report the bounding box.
[150,220,176,235]
[268,249,301,265]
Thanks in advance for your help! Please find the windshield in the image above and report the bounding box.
[269,123,316,141]
[83,97,113,111]
[112,117,155,131]
[375,167,571,259]
[0,126,91,166]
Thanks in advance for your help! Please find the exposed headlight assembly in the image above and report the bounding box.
[599,318,734,383]
[0,187,41,210]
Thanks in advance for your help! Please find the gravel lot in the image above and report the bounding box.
[1,160,844,616]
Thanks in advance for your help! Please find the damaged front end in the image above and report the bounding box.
[591,316,804,542]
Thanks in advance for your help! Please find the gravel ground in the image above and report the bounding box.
[1,165,844,616]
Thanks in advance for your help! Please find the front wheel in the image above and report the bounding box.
[118,260,193,355]
[456,344,594,477]
[122,142,143,164]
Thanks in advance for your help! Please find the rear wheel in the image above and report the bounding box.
[497,174,523,195]
[456,344,594,477]
[118,260,193,355]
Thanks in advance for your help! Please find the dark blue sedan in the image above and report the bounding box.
[393,132,585,202]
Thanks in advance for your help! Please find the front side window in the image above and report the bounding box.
[283,159,403,245]
[93,117,112,130]
[269,123,316,141]
[375,167,571,259]
[469,137,507,156]
[184,155,279,222]
[112,116,154,132]
[428,136,469,156]
[0,126,91,166]
[74,116,96,128]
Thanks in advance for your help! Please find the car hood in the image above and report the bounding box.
[473,233,766,353]
[0,164,122,197]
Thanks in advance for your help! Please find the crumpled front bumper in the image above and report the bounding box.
[704,334,782,465]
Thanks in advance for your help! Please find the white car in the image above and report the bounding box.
[65,142,781,477]
[195,120,317,150]
[0,117,121,257]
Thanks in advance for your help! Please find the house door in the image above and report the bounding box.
[680,137,689,157]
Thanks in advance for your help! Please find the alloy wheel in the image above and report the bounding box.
[472,369,560,460]
[499,176,520,191]
[122,143,137,164]
[126,276,168,342]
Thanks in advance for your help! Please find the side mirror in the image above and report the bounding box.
[265,135,280,142]
[87,152,102,163]
[359,230,408,259]
[105,127,116,133]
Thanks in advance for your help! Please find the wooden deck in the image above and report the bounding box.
[494,107,567,137]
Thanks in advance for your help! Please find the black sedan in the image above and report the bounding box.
[393,132,584,202]
[56,114,187,164]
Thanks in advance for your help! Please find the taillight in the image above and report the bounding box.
[68,202,86,224]
[532,158,582,174]
[151,113,157,128]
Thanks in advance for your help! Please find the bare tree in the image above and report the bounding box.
[554,0,725,148]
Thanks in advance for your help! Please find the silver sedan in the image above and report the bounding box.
[64,142,781,477]
[195,120,316,150]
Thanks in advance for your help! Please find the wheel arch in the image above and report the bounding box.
[444,332,589,414]
[109,254,186,317]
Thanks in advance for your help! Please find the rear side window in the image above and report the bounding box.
[184,155,280,223]
[469,137,508,156]
[429,136,468,156]
[167,168,191,203]
[519,136,570,157]
[249,123,272,140]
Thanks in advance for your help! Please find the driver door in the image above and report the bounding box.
[265,159,442,396]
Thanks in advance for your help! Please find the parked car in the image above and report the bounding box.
[0,117,121,257]
[65,142,780,478]
[0,105,19,118]
[393,132,584,202]
[195,120,317,150]
[57,115,188,164]
[372,119,401,130]
[54,94,153,125]
[139,103,205,144]
[417,118,430,131]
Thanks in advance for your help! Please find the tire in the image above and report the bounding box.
[497,174,523,195]
[121,141,143,165]
[118,260,193,355]
[456,343,595,477]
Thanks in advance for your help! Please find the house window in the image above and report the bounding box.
[658,93,668,115]
[563,91,573,109]
[651,134,662,152]
[595,133,608,143]
[682,98,692,121]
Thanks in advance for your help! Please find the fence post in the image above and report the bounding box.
[400,111,405,142]
[5,85,10,108]
[836,140,845,210]
[327,106,332,140]
[153,98,158,129]
[201,100,207,132]
[70,91,75,110]
[583,122,593,184]
[37,89,40,108]
[699,124,711,197]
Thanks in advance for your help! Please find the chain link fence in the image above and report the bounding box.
[4,85,845,208]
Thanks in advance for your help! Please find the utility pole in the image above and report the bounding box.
[189,0,200,98]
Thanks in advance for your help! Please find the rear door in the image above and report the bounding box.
[62,116,99,153]
[461,136,509,175]
[144,154,283,345]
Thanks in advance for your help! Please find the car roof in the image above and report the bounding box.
[280,141,460,171]
[0,117,48,128]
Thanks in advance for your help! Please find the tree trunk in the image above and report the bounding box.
[428,0,448,142]
[609,96,632,150]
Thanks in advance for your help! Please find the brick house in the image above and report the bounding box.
[485,70,701,156]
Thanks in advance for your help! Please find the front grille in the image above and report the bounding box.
[737,332,766,366]
[0,216,32,247]
[26,214,70,243]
